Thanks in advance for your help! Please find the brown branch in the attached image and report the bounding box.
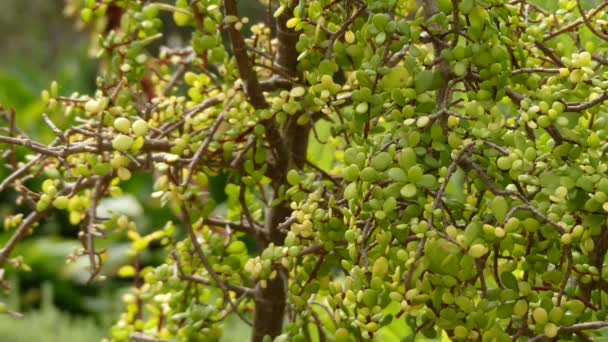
[180,98,232,187]
[387,45,410,66]
[162,62,189,97]
[259,76,293,91]
[85,177,105,283]
[0,155,48,192]
[403,236,426,291]
[0,177,99,268]
[223,0,268,109]
[534,42,566,68]
[0,210,47,268]
[529,321,608,342]
[276,216,297,234]
[546,124,578,145]
[576,0,608,41]
[326,6,366,59]
[309,308,327,342]
[505,88,524,105]
[203,217,256,236]
[130,333,171,342]
[41,114,66,142]
[566,93,608,112]
[557,246,572,306]
[461,157,517,197]
[6,109,17,169]
[177,273,254,297]
[431,142,475,217]
[304,159,340,186]
[511,67,561,76]
[298,243,327,257]
[0,135,62,157]
[178,206,247,321]
[544,0,608,40]
[157,96,220,138]
[171,249,253,326]
[483,141,509,155]
[298,254,326,296]
[230,136,256,169]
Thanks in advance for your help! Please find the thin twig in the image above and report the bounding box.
[178,206,248,322]
[566,93,608,112]
[181,98,233,187]
[544,0,608,40]
[511,67,561,76]
[130,332,172,342]
[326,6,366,59]
[85,177,106,283]
[529,321,608,341]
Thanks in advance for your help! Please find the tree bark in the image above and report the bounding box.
[222,1,304,340]
[251,205,290,342]
[250,5,305,340]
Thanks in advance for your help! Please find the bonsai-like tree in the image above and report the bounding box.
[2,0,608,341]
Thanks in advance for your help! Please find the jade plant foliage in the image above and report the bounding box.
[4,0,608,341]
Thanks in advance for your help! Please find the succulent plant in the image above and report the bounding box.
[3,0,608,341]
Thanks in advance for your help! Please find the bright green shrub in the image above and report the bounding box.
[2,0,608,341]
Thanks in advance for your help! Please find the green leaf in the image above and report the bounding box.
[500,272,518,290]
[490,196,508,223]
[415,70,440,93]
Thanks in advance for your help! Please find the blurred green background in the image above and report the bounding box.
[0,1,115,340]
[0,1,259,341]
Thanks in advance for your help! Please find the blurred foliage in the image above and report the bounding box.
[0,0,95,143]
[0,0,106,325]
[0,0,82,66]
[0,1,248,338]
[0,283,106,341]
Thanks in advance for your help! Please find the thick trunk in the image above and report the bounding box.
[276,10,300,78]
[223,0,304,338]
[251,163,294,342]
[252,205,291,342]
[249,7,303,342]
[251,274,287,342]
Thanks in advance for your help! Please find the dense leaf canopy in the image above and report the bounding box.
[3,0,608,341]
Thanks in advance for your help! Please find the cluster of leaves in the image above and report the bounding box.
[4,0,608,341]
